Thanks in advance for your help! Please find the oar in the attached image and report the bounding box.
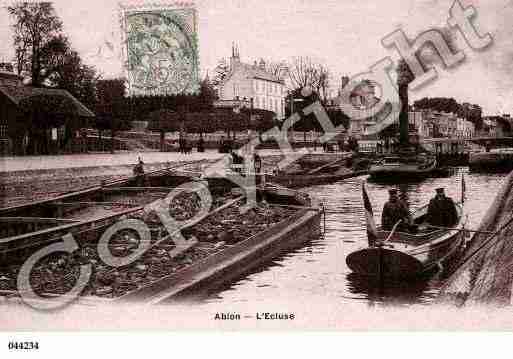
[382,219,403,244]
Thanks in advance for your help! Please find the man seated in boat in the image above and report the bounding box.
[426,188,458,228]
[381,189,412,232]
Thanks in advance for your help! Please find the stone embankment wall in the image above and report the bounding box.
[440,170,513,306]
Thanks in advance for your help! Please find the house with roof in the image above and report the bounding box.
[217,44,286,120]
[0,70,95,155]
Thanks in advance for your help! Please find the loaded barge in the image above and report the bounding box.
[0,163,322,305]
[266,152,368,188]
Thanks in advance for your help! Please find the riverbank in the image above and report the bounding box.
[1,150,360,208]
[0,152,288,208]
[440,169,513,306]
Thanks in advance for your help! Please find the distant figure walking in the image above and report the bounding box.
[197,137,205,153]
[179,137,186,154]
[426,188,458,227]
[253,152,262,174]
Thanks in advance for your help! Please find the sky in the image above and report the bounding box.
[0,0,512,115]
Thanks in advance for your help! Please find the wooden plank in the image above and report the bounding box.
[0,217,80,224]
[103,187,176,192]
[56,201,141,207]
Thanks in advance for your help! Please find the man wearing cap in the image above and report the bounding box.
[381,189,412,232]
[427,188,458,227]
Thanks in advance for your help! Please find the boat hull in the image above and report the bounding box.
[267,170,367,188]
[346,204,465,279]
[346,247,424,278]
[346,233,464,278]
[368,163,438,180]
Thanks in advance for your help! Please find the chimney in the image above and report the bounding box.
[230,42,240,70]
[341,76,349,90]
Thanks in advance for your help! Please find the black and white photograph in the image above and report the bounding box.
[0,0,512,355]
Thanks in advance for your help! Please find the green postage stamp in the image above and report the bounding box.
[119,2,200,96]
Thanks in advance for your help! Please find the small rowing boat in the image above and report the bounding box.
[346,201,466,279]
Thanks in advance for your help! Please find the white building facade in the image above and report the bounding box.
[218,45,286,119]
[456,117,475,138]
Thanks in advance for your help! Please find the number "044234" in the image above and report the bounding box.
[8,341,39,350]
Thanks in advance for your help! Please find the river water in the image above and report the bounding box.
[199,168,507,307]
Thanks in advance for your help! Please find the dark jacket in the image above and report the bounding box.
[381,199,410,231]
[427,195,458,227]
[133,163,144,176]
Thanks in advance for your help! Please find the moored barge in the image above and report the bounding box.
[0,163,322,305]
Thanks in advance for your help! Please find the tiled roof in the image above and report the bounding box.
[0,83,95,117]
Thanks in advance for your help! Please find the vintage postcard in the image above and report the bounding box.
[0,0,513,350]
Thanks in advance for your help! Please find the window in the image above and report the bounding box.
[0,124,7,138]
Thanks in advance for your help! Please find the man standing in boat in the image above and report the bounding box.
[427,188,458,227]
[133,157,145,186]
[381,189,412,232]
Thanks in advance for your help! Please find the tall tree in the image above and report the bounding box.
[7,2,65,86]
[316,64,330,104]
[96,78,126,105]
[95,78,127,152]
[52,49,99,110]
[287,56,320,91]
[265,60,288,81]
[287,57,331,104]
[8,3,99,109]
[198,76,217,108]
